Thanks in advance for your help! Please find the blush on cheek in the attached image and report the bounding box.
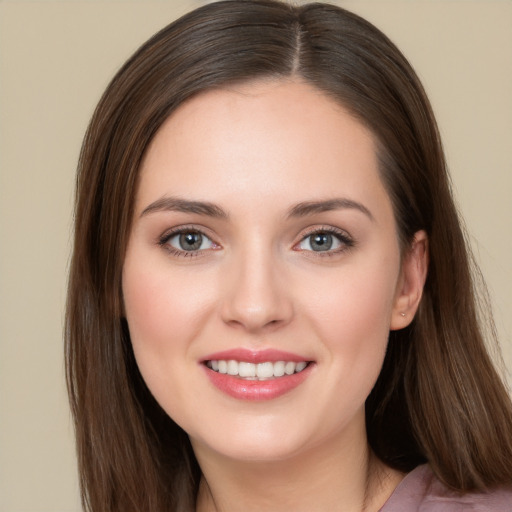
[311,272,395,332]
[123,262,216,362]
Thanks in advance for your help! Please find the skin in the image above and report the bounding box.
[122,80,428,511]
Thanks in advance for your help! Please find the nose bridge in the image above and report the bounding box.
[220,238,293,332]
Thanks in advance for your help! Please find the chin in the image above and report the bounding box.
[189,418,317,464]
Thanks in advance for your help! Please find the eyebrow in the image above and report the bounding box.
[287,198,374,221]
[140,196,373,222]
[140,197,229,219]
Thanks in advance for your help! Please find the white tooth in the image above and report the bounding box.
[256,362,274,379]
[218,360,228,374]
[295,361,307,372]
[284,362,296,375]
[227,360,239,375]
[213,359,307,377]
[239,362,256,378]
[273,361,285,377]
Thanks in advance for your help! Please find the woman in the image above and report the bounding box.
[65,1,512,510]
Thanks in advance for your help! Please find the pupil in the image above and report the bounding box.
[180,232,202,251]
[311,233,332,251]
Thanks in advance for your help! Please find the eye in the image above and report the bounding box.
[296,228,354,254]
[159,228,218,256]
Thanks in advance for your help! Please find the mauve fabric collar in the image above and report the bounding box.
[379,464,512,511]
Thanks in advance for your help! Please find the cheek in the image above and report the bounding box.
[123,271,173,354]
[121,257,215,373]
[300,255,399,393]
[121,258,220,424]
[306,257,398,339]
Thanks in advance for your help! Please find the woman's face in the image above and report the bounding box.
[122,80,423,463]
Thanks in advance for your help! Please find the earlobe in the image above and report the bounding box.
[390,230,429,331]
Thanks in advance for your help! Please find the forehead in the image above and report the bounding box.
[136,79,389,217]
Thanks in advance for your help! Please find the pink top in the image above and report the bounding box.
[380,465,512,511]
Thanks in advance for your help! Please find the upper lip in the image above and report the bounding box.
[201,348,311,364]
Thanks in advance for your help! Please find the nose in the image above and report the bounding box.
[220,247,294,333]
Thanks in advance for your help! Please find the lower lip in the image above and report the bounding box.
[203,364,314,401]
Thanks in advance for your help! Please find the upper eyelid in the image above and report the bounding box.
[158,224,216,241]
[158,224,350,236]
[297,225,352,240]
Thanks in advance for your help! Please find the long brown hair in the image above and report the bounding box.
[65,1,512,510]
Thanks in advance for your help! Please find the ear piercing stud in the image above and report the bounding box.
[400,312,406,317]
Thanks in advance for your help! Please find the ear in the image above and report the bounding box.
[390,230,429,330]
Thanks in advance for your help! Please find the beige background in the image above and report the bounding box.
[0,1,511,510]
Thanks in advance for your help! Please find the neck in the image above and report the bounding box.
[193,427,402,512]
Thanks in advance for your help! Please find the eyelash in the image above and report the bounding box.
[157,225,355,258]
[158,225,218,259]
[294,226,355,257]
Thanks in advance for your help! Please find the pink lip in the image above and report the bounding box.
[202,348,309,364]
[200,348,314,401]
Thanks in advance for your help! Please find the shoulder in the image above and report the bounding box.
[380,464,512,511]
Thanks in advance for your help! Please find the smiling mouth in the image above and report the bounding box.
[205,360,310,380]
